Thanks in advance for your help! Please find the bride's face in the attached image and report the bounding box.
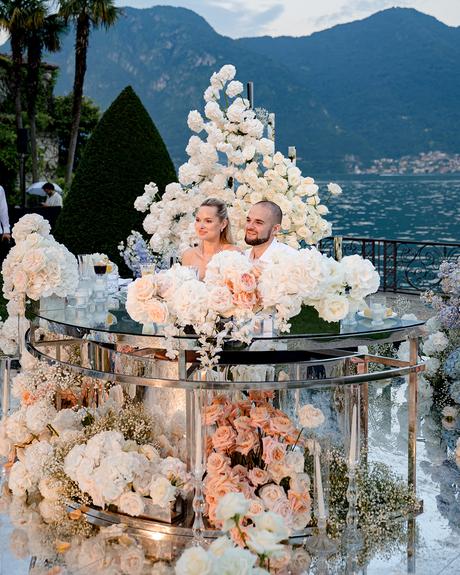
[195,206,224,242]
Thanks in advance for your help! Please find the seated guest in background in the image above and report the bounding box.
[182,197,240,279]
[0,183,11,242]
[42,182,63,208]
[245,200,297,263]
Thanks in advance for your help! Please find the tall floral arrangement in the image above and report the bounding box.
[131,65,341,261]
[421,256,460,404]
[203,391,313,533]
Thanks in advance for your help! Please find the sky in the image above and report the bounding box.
[0,0,458,43]
[117,0,460,37]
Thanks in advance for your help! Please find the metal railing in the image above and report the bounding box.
[318,237,460,294]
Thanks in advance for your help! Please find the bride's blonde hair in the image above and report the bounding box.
[199,198,233,244]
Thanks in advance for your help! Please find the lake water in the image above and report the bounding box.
[317,175,460,243]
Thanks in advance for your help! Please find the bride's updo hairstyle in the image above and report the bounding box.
[199,197,233,244]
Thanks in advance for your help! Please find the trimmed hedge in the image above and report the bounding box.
[54,86,176,273]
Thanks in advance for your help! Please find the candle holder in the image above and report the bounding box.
[191,375,207,545]
[305,441,337,571]
[342,385,363,551]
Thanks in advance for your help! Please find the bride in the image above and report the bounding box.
[141,198,238,450]
[181,197,240,279]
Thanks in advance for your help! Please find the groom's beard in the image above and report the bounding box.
[245,232,271,246]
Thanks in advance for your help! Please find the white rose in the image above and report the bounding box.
[9,461,34,496]
[208,535,234,557]
[149,475,176,508]
[284,451,305,474]
[214,547,257,573]
[117,491,145,517]
[297,404,325,429]
[327,182,342,195]
[254,510,290,540]
[204,101,224,123]
[22,249,47,273]
[226,80,244,98]
[175,546,213,575]
[187,110,204,132]
[246,528,286,555]
[217,64,236,81]
[315,294,349,322]
[120,546,145,575]
[215,492,250,529]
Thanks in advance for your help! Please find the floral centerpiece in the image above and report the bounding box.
[2,214,78,315]
[130,64,342,262]
[203,391,313,533]
[126,248,379,366]
[421,256,460,405]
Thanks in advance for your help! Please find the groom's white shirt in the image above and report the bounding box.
[245,238,297,263]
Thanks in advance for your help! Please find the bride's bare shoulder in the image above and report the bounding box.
[181,247,199,264]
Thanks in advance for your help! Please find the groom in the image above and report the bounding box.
[245,200,297,262]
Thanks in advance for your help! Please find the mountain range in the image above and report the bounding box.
[4,5,460,173]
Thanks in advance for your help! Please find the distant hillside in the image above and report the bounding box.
[237,8,460,162]
[3,6,459,173]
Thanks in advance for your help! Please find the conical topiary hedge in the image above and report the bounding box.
[54,86,176,272]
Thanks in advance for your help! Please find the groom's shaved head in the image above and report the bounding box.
[254,201,282,225]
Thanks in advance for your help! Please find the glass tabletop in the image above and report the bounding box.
[31,300,426,342]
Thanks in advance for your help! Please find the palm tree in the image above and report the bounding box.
[0,0,44,132]
[59,0,120,187]
[26,11,66,180]
[0,0,44,204]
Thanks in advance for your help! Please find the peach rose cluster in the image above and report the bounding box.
[203,392,312,533]
[204,251,262,317]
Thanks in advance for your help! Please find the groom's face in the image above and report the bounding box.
[245,204,278,246]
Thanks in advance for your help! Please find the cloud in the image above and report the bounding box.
[313,0,412,29]
[118,1,284,37]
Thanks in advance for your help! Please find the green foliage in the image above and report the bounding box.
[54,86,176,272]
[0,119,18,192]
[52,94,101,173]
[289,305,340,335]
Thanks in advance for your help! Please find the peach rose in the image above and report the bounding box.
[288,490,311,514]
[207,452,231,475]
[204,404,224,425]
[235,430,259,456]
[144,299,168,323]
[248,467,270,486]
[249,406,271,429]
[132,276,156,301]
[247,497,265,517]
[259,483,286,510]
[262,436,287,465]
[267,462,291,484]
[269,416,296,438]
[211,426,237,452]
[231,465,248,480]
[272,496,294,525]
[233,289,259,310]
[240,482,256,501]
[233,416,252,432]
[237,272,257,292]
[248,391,275,403]
[208,285,234,316]
[236,400,252,414]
